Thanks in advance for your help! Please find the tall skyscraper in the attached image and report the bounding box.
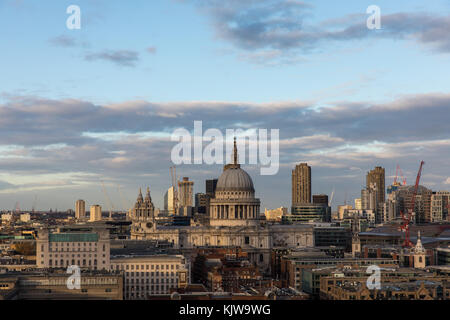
[292,163,311,205]
[75,199,85,220]
[178,177,194,207]
[366,166,385,204]
[89,205,102,222]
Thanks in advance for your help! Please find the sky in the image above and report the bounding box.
[1,0,450,212]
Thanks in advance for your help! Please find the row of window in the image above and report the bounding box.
[125,285,171,293]
[125,272,177,278]
[46,254,103,258]
[112,264,180,271]
[126,278,177,284]
[48,259,106,267]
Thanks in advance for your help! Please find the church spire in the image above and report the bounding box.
[137,187,143,203]
[145,186,152,202]
[233,137,238,165]
[224,137,241,171]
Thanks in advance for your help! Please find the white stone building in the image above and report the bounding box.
[36,226,110,270]
[110,255,190,299]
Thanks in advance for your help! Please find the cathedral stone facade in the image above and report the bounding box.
[130,139,314,272]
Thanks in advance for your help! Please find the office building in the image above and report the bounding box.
[75,200,86,220]
[337,205,352,220]
[164,187,175,215]
[366,166,385,204]
[292,163,311,205]
[90,205,102,222]
[178,177,194,208]
[313,194,328,205]
[36,226,111,270]
[110,255,190,300]
[361,184,378,211]
[206,179,218,198]
[0,270,123,300]
[354,198,362,210]
[287,204,331,223]
[195,193,210,214]
[431,191,450,222]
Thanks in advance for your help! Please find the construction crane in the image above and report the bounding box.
[400,161,425,248]
[170,166,179,214]
[394,164,407,186]
[329,187,335,207]
[101,180,115,220]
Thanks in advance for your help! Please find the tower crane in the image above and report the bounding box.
[329,188,335,207]
[400,161,425,248]
[394,164,407,186]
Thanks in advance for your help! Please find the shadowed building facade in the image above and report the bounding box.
[292,163,311,205]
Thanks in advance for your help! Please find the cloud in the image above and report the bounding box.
[49,35,78,48]
[187,0,450,63]
[0,180,14,190]
[49,35,90,49]
[84,50,140,67]
[1,91,450,209]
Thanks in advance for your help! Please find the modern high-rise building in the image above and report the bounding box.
[206,179,218,198]
[366,166,385,205]
[75,199,86,220]
[164,186,175,215]
[391,185,432,223]
[90,205,102,222]
[431,191,450,222]
[292,163,311,205]
[361,184,378,211]
[178,177,194,207]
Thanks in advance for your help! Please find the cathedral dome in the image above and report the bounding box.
[216,167,255,192]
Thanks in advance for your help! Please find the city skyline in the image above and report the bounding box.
[1,0,450,211]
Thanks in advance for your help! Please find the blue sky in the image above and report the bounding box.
[1,0,450,211]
